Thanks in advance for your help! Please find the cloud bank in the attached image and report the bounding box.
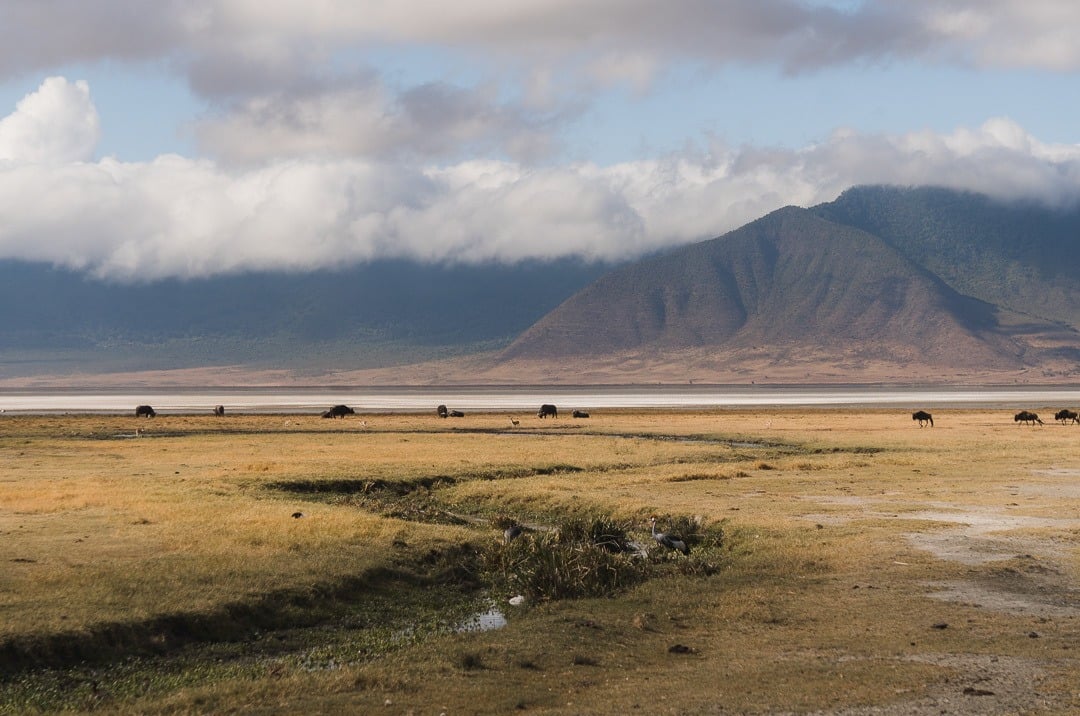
[1,78,1079,282]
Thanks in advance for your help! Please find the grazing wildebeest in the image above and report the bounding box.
[1054,409,1079,425]
[448,409,465,417]
[537,404,558,419]
[912,410,933,427]
[135,405,156,418]
[437,404,449,418]
[1014,410,1044,426]
[213,405,225,417]
[323,404,355,419]
[572,410,590,419]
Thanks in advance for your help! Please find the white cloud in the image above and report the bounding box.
[0,77,100,163]
[2,78,1080,282]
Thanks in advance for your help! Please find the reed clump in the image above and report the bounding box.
[481,514,648,602]
[480,513,728,600]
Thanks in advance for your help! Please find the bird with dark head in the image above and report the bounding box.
[504,522,524,543]
[650,516,690,555]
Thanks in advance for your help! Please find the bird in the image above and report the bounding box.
[291,512,304,519]
[504,522,524,543]
[650,516,690,555]
[508,416,519,427]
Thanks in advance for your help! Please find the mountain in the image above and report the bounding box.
[815,186,1080,330]
[492,191,1080,384]
[0,258,611,380]
[5,185,1080,386]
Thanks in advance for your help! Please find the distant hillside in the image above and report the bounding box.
[816,186,1080,330]
[495,195,1080,383]
[502,206,1023,366]
[7,185,1080,386]
[0,258,611,378]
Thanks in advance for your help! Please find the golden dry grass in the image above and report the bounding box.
[1,408,1079,714]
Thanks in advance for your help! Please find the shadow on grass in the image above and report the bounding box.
[0,544,483,677]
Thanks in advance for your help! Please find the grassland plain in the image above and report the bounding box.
[0,409,1078,714]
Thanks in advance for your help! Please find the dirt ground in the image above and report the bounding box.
[793,471,1079,714]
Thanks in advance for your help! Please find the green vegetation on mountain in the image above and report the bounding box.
[815,186,1080,329]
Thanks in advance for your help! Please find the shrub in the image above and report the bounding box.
[481,515,647,602]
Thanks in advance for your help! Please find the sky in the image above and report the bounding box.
[1,0,1079,282]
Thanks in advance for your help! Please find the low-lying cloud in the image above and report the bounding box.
[1,77,1079,282]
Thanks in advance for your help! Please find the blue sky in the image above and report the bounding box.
[0,1,1078,281]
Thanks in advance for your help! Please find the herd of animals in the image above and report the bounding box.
[131,402,1080,427]
[131,402,592,421]
[912,409,1080,426]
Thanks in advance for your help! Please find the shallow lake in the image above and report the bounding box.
[2,385,1080,414]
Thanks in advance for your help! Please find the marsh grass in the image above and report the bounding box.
[481,514,648,601]
[480,512,728,600]
[0,578,485,713]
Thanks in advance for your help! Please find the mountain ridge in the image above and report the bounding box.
[4,185,1080,386]
[499,205,1031,372]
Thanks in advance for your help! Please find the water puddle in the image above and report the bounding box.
[456,606,508,633]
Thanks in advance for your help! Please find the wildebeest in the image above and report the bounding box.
[135,405,156,418]
[1014,410,1044,426]
[213,405,225,417]
[436,404,448,418]
[572,409,590,418]
[912,410,933,427]
[448,409,465,417]
[323,404,355,419]
[1054,409,1079,425]
[537,404,558,419]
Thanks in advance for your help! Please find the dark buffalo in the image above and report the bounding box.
[213,405,225,417]
[1054,409,1079,425]
[135,405,156,418]
[572,410,590,419]
[448,409,465,418]
[323,404,355,419]
[1014,410,1043,426]
[912,410,933,427]
[537,404,558,419]
[437,404,448,418]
